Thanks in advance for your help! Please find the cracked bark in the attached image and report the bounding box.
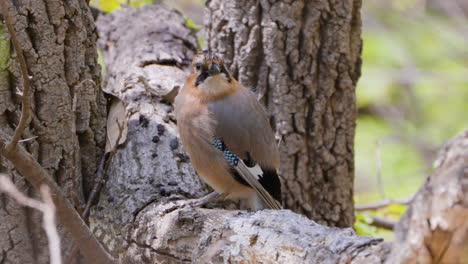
[89,3,466,264]
[90,4,208,260]
[387,130,468,264]
[89,5,390,263]
[0,0,105,263]
[0,1,464,263]
[205,0,362,227]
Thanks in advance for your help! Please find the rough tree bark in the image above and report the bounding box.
[90,4,208,259]
[205,0,362,227]
[0,1,464,263]
[91,4,467,263]
[0,0,106,263]
[387,131,468,264]
[89,5,391,264]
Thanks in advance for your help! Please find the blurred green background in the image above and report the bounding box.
[90,0,468,240]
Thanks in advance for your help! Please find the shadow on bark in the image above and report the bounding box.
[84,3,467,264]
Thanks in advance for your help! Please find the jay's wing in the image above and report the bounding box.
[208,87,282,209]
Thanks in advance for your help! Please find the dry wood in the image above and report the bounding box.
[0,0,32,151]
[205,0,362,227]
[355,195,414,211]
[90,5,389,263]
[0,141,116,264]
[387,131,468,264]
[0,0,108,262]
[0,175,61,264]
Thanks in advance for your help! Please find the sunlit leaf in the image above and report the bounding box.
[100,0,121,12]
[185,17,202,31]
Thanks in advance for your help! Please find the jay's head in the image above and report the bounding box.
[192,51,232,88]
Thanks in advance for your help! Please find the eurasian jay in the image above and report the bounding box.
[174,50,282,210]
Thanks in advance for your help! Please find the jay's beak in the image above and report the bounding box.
[208,63,221,76]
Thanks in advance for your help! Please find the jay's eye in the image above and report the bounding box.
[195,63,202,71]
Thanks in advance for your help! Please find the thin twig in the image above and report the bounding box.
[82,152,108,220]
[355,194,414,211]
[0,0,33,152]
[0,175,44,208]
[0,175,62,264]
[83,119,124,219]
[66,119,125,264]
[19,136,38,143]
[375,140,385,199]
[370,216,396,230]
[0,2,115,263]
[40,185,62,264]
[0,141,117,264]
[72,79,96,112]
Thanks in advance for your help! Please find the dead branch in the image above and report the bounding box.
[0,175,61,264]
[375,140,385,199]
[18,136,38,143]
[371,216,396,230]
[0,141,117,264]
[83,119,125,219]
[39,185,61,264]
[0,0,32,152]
[87,5,390,263]
[355,195,414,211]
[0,1,116,263]
[0,0,115,263]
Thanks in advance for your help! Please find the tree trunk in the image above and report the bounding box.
[89,5,389,263]
[90,4,208,259]
[0,0,106,263]
[90,6,467,262]
[205,0,362,227]
[0,1,464,263]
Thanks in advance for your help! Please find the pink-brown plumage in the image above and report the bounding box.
[174,51,281,209]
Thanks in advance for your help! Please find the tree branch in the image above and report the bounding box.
[0,141,117,264]
[371,216,396,230]
[0,1,116,263]
[387,130,468,263]
[83,119,125,219]
[89,5,391,263]
[89,4,467,263]
[0,175,61,264]
[355,195,414,211]
[0,0,32,152]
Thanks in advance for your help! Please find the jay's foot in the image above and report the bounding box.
[177,192,225,208]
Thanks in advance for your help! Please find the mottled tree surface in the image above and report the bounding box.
[1,1,465,264]
[205,0,362,227]
[90,4,208,259]
[387,131,468,264]
[90,5,391,264]
[0,0,105,263]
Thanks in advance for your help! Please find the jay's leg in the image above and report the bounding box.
[180,192,226,208]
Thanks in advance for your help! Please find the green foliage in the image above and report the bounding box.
[97,49,106,78]
[91,0,466,241]
[354,203,406,240]
[197,36,205,50]
[90,0,153,12]
[0,24,10,89]
[0,24,10,72]
[355,117,423,202]
[354,212,376,236]
[184,17,204,49]
[185,17,202,31]
[355,1,467,240]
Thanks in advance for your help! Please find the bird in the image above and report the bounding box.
[174,50,282,210]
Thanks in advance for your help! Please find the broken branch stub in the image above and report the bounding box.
[387,130,468,264]
[91,5,389,263]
